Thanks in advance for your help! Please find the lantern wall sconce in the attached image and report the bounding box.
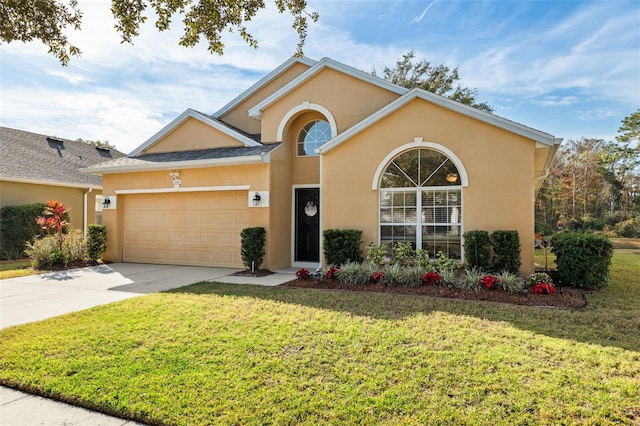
[102,196,111,209]
[249,191,268,207]
[252,192,261,206]
[446,172,459,183]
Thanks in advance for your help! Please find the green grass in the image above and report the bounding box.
[1,255,639,425]
[0,259,48,279]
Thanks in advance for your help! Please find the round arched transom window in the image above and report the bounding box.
[297,120,331,156]
[379,148,462,259]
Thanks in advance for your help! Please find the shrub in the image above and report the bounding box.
[615,218,640,238]
[0,202,47,260]
[454,267,484,291]
[25,235,63,268]
[491,230,521,274]
[61,230,88,265]
[392,241,415,265]
[432,251,459,273]
[496,271,526,293]
[422,271,441,286]
[480,274,499,290]
[550,232,613,289]
[397,265,423,287]
[382,263,402,286]
[415,248,432,270]
[323,229,363,266]
[439,268,457,287]
[240,227,266,271]
[87,224,107,261]
[527,272,553,286]
[295,268,310,280]
[463,230,491,271]
[338,262,372,285]
[366,243,388,267]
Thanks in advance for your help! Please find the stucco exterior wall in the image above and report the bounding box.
[140,117,245,155]
[321,99,537,276]
[260,68,400,142]
[0,180,100,232]
[219,62,312,136]
[100,164,270,264]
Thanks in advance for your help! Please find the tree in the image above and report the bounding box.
[76,138,118,151]
[375,49,494,113]
[0,0,318,66]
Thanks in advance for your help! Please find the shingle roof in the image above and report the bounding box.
[0,127,126,187]
[84,143,281,173]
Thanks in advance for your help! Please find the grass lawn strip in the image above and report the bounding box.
[0,255,639,425]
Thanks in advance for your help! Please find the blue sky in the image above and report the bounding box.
[1,0,638,154]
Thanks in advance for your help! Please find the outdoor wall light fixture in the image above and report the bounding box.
[169,171,181,187]
[446,173,459,183]
[102,196,111,209]
[252,192,261,206]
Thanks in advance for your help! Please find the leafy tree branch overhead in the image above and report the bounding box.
[0,0,318,66]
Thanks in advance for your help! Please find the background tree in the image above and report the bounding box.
[76,138,118,151]
[374,49,494,113]
[0,0,318,66]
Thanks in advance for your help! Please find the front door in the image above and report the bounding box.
[295,188,320,262]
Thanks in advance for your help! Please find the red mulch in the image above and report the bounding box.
[280,279,588,308]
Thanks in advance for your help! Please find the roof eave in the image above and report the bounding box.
[0,176,102,190]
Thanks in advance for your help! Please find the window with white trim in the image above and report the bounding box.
[379,148,462,259]
[297,119,331,156]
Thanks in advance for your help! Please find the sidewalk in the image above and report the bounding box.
[0,263,295,425]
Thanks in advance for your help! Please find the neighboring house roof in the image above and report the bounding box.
[84,143,281,174]
[128,109,263,157]
[212,56,317,119]
[0,126,126,189]
[318,88,563,154]
[248,57,409,120]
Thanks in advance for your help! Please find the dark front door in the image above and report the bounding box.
[295,188,320,262]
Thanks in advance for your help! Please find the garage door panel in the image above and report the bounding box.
[123,192,248,267]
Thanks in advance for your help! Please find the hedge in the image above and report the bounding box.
[240,227,266,271]
[550,232,613,289]
[0,203,47,260]
[323,229,363,266]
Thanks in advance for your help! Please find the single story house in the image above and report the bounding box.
[0,127,126,232]
[86,56,561,276]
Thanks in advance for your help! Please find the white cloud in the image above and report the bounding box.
[411,0,440,24]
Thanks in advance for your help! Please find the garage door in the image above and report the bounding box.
[123,191,249,267]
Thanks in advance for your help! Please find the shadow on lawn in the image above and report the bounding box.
[169,282,640,353]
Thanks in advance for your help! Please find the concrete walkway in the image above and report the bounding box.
[0,263,295,425]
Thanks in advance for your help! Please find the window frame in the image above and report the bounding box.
[296,119,331,157]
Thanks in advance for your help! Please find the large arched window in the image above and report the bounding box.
[379,148,462,259]
[297,119,331,156]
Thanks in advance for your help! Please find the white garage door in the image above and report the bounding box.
[123,192,249,267]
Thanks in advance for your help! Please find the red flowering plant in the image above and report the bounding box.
[422,271,441,286]
[479,274,499,289]
[531,283,555,294]
[326,267,340,280]
[371,271,385,283]
[36,200,70,247]
[295,268,310,280]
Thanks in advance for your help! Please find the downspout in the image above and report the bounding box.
[83,187,93,236]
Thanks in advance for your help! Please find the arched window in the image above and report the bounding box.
[297,120,331,156]
[379,148,462,259]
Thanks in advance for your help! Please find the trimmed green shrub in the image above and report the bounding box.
[240,227,266,271]
[87,224,107,261]
[323,229,363,266]
[0,203,47,259]
[491,230,521,274]
[550,232,613,289]
[463,230,491,271]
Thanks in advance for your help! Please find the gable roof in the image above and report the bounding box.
[248,57,409,120]
[0,126,126,188]
[317,88,563,154]
[212,56,317,119]
[84,143,281,174]
[128,109,262,157]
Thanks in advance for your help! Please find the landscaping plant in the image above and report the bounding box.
[240,227,266,271]
[323,229,363,266]
[550,232,613,288]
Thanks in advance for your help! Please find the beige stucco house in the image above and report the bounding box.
[86,57,561,276]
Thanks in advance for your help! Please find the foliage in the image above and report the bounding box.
[0,203,47,260]
[463,230,492,271]
[396,265,424,287]
[479,274,499,290]
[36,200,70,247]
[240,227,266,270]
[438,268,457,287]
[431,250,459,272]
[375,49,494,112]
[76,138,117,150]
[550,232,613,289]
[295,268,310,280]
[1,0,318,66]
[495,271,526,293]
[382,263,402,286]
[391,241,415,265]
[422,271,441,286]
[527,272,553,287]
[453,267,484,291]
[322,229,363,266]
[365,242,388,267]
[531,283,555,295]
[337,262,372,285]
[615,217,640,238]
[60,230,88,264]
[324,266,340,280]
[25,230,87,268]
[490,230,521,273]
[86,224,107,261]
[414,248,431,270]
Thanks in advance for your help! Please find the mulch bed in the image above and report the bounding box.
[231,269,275,278]
[280,279,588,308]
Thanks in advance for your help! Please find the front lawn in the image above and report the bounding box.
[0,254,639,425]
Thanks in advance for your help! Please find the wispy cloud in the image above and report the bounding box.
[411,0,440,24]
